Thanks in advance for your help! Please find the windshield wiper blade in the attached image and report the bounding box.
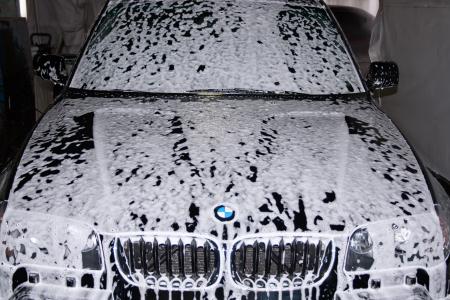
[186,89,282,95]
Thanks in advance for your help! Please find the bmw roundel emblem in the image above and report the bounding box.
[214,204,236,222]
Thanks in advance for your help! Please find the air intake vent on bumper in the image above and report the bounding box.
[229,235,335,291]
[114,235,223,291]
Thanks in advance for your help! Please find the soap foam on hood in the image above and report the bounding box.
[8,95,433,239]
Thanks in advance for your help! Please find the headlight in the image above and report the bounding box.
[81,231,103,270]
[345,227,374,272]
[0,208,104,271]
[349,228,373,254]
[344,213,446,291]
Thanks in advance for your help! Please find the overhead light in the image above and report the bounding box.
[19,0,27,19]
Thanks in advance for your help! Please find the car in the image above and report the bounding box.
[0,0,449,299]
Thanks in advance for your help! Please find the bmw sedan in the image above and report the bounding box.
[0,0,449,299]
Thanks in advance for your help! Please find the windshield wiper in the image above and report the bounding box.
[186,88,297,96]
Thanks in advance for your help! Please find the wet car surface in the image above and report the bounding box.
[0,0,449,299]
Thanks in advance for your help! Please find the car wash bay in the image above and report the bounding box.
[0,0,449,195]
[0,0,449,298]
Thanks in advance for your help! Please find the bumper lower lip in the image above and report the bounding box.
[10,283,112,300]
[10,284,446,300]
[335,285,434,300]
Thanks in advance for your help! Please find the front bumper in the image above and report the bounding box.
[1,211,449,299]
[336,285,435,300]
[7,284,448,300]
[3,258,448,300]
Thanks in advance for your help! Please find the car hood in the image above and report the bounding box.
[7,92,434,239]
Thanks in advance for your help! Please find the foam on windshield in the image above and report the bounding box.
[70,0,364,95]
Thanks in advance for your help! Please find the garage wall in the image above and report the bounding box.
[370,0,450,179]
[0,0,18,18]
[26,0,107,117]
[26,0,106,54]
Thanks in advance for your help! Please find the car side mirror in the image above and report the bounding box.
[33,53,68,86]
[366,62,399,92]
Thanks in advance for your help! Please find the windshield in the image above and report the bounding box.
[70,0,364,95]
